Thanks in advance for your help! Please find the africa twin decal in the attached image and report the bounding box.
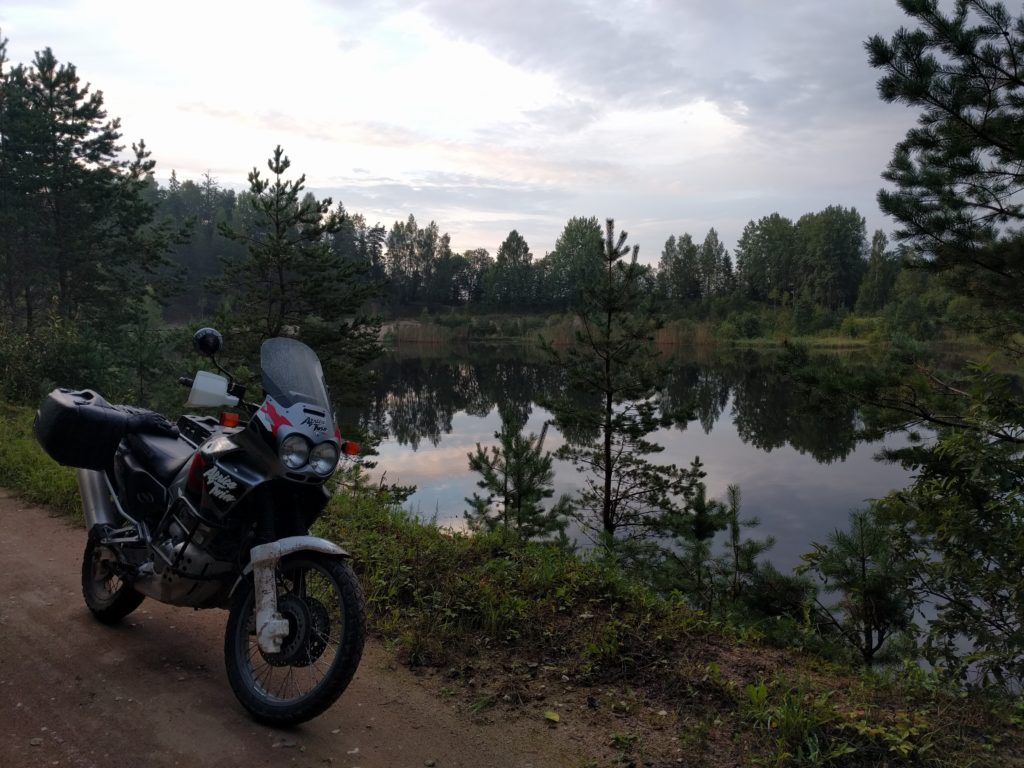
[203,466,238,502]
[301,415,328,435]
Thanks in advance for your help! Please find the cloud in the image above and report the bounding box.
[4,0,923,257]
[405,0,912,134]
[523,99,602,133]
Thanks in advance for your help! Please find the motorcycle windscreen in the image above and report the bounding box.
[260,338,333,415]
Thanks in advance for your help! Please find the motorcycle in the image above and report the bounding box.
[33,328,366,726]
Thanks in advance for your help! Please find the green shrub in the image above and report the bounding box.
[838,316,881,339]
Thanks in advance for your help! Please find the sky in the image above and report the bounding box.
[0,0,920,260]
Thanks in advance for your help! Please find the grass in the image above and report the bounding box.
[317,490,720,683]
[0,402,82,519]
[381,311,984,355]
[1,402,1021,767]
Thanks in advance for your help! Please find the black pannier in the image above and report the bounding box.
[34,388,129,471]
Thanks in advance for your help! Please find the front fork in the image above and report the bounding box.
[249,542,291,654]
[244,536,352,655]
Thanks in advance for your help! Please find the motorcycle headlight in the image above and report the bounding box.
[279,434,310,469]
[309,441,339,475]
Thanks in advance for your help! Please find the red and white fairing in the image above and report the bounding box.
[256,395,339,446]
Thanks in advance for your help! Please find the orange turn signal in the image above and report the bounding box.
[341,440,360,456]
[220,412,239,427]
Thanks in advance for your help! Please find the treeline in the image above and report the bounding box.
[153,174,958,341]
[0,32,936,345]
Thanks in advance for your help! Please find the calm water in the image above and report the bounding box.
[354,346,912,571]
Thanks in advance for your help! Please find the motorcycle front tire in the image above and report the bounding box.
[224,553,366,726]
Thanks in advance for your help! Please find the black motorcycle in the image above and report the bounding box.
[34,329,365,726]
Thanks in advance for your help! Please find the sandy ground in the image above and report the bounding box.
[0,489,583,768]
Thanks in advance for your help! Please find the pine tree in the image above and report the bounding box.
[799,507,914,666]
[721,485,775,601]
[0,39,174,333]
[464,421,570,541]
[215,146,380,386]
[654,466,726,612]
[545,219,702,544]
[860,0,1024,681]
[868,0,1024,344]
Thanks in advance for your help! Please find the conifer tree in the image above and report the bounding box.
[545,219,702,544]
[654,466,726,612]
[868,0,1024,343]
[799,507,914,666]
[860,0,1024,681]
[0,38,174,333]
[721,485,775,601]
[215,146,380,390]
[464,421,570,541]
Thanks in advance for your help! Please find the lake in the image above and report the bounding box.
[352,345,912,571]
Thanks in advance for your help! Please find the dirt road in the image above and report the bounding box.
[0,490,580,768]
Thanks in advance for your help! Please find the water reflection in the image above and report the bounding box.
[362,350,568,449]
[364,347,864,462]
[356,346,910,570]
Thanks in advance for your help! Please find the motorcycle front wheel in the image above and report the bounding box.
[224,554,366,726]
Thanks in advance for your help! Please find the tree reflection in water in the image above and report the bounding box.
[364,347,864,463]
[354,346,910,570]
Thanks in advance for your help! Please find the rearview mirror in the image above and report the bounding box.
[193,327,223,358]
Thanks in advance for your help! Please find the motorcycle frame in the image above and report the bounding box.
[81,412,349,629]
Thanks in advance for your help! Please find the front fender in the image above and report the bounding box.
[229,535,351,598]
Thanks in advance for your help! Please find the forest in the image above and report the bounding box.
[2,2,1024,763]
[0,37,949,359]
[103,174,943,344]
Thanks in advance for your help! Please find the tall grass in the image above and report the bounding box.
[0,403,81,519]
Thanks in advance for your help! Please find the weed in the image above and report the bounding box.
[609,732,639,752]
[469,695,496,714]
[741,679,852,766]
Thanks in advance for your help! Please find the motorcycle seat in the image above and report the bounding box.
[125,432,195,484]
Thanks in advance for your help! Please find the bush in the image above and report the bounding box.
[0,321,113,403]
[736,312,763,339]
[839,316,881,339]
